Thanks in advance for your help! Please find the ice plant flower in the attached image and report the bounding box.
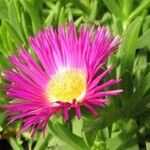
[4,22,122,136]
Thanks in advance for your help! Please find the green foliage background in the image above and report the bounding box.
[0,0,150,150]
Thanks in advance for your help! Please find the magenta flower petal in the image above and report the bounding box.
[4,22,122,135]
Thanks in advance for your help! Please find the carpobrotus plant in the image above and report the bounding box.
[1,0,150,150]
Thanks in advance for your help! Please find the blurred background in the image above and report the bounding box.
[0,0,150,149]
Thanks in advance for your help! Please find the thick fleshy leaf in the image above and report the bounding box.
[119,17,143,74]
[48,122,89,150]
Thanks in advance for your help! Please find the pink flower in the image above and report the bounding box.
[4,22,122,136]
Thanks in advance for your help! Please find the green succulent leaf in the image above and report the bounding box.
[119,17,143,74]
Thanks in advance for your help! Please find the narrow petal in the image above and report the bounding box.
[75,105,81,119]
[85,99,109,106]
[64,107,69,121]
[83,102,98,116]
[85,89,123,100]
[87,79,121,96]
[87,67,113,90]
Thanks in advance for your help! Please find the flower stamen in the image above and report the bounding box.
[47,69,86,102]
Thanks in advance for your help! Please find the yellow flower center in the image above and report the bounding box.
[47,69,86,102]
